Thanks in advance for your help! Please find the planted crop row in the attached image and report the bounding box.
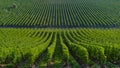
[0,28,119,68]
[0,0,120,28]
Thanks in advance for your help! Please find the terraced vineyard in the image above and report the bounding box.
[0,0,120,68]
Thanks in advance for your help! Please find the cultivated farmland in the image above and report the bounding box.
[0,0,120,68]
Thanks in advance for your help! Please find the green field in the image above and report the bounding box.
[0,0,120,68]
[0,0,120,28]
